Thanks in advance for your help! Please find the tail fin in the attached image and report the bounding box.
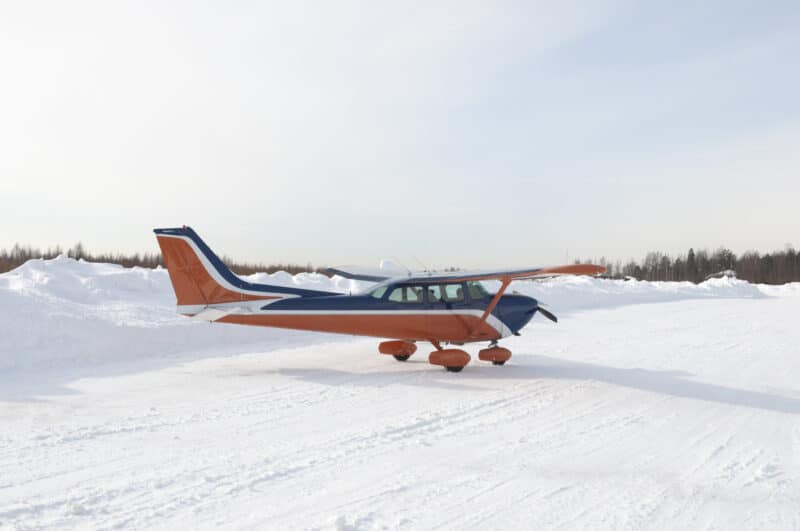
[153,226,334,314]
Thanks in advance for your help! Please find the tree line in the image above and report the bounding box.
[0,243,318,276]
[588,247,800,284]
[2,242,799,285]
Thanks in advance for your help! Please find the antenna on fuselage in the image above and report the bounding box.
[411,255,430,274]
[391,256,414,276]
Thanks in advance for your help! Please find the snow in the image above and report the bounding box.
[1,258,799,530]
[0,257,365,371]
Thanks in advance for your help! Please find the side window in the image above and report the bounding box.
[407,286,423,303]
[467,281,488,300]
[427,285,444,304]
[388,287,404,302]
[443,283,465,302]
[388,286,423,303]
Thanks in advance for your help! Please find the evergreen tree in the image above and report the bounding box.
[687,248,697,283]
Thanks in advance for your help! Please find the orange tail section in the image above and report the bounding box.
[155,233,272,306]
[153,226,335,312]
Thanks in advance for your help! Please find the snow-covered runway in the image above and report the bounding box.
[1,259,799,530]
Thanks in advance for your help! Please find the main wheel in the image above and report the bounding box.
[393,355,411,362]
[492,360,506,366]
[429,349,470,371]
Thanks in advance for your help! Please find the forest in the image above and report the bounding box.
[0,243,314,277]
[1,243,799,285]
[588,246,799,284]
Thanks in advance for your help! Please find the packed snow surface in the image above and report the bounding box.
[1,258,799,529]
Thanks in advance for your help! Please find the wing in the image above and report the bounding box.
[407,264,607,284]
[326,263,607,284]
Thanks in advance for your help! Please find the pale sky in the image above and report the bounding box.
[1,1,799,268]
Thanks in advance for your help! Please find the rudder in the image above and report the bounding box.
[153,226,336,314]
[154,227,276,309]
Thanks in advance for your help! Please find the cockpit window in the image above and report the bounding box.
[387,285,424,303]
[443,283,465,302]
[427,283,467,303]
[467,281,488,300]
[367,285,388,299]
[427,285,444,303]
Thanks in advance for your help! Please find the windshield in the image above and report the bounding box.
[387,285,424,303]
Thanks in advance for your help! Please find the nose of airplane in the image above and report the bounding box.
[521,295,539,326]
[496,294,539,335]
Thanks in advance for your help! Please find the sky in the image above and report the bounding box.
[1,0,799,269]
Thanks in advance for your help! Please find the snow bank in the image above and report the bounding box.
[757,282,800,297]
[0,257,356,371]
[0,257,789,370]
[491,275,769,312]
[245,270,370,294]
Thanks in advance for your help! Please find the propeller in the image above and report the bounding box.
[537,304,558,323]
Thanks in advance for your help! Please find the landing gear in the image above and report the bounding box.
[379,339,512,372]
[378,340,417,360]
[479,343,512,365]
[428,344,471,372]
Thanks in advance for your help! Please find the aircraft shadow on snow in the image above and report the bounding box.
[5,354,799,415]
[268,355,800,415]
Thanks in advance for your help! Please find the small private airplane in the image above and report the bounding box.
[154,226,605,372]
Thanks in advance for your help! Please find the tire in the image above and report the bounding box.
[445,366,464,373]
[393,355,411,362]
[492,361,506,366]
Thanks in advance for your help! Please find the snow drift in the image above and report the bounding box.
[0,256,787,371]
[3,258,800,530]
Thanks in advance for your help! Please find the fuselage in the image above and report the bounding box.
[153,226,542,344]
[216,281,540,343]
[153,225,605,372]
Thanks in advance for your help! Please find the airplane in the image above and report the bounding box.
[154,226,605,372]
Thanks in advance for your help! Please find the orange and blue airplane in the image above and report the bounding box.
[154,226,605,372]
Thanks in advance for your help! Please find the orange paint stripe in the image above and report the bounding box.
[217,313,502,342]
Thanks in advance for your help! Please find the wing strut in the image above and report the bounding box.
[471,277,512,336]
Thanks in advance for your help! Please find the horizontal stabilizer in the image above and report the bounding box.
[325,267,391,282]
[190,308,238,321]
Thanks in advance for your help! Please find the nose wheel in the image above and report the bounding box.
[479,344,512,365]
